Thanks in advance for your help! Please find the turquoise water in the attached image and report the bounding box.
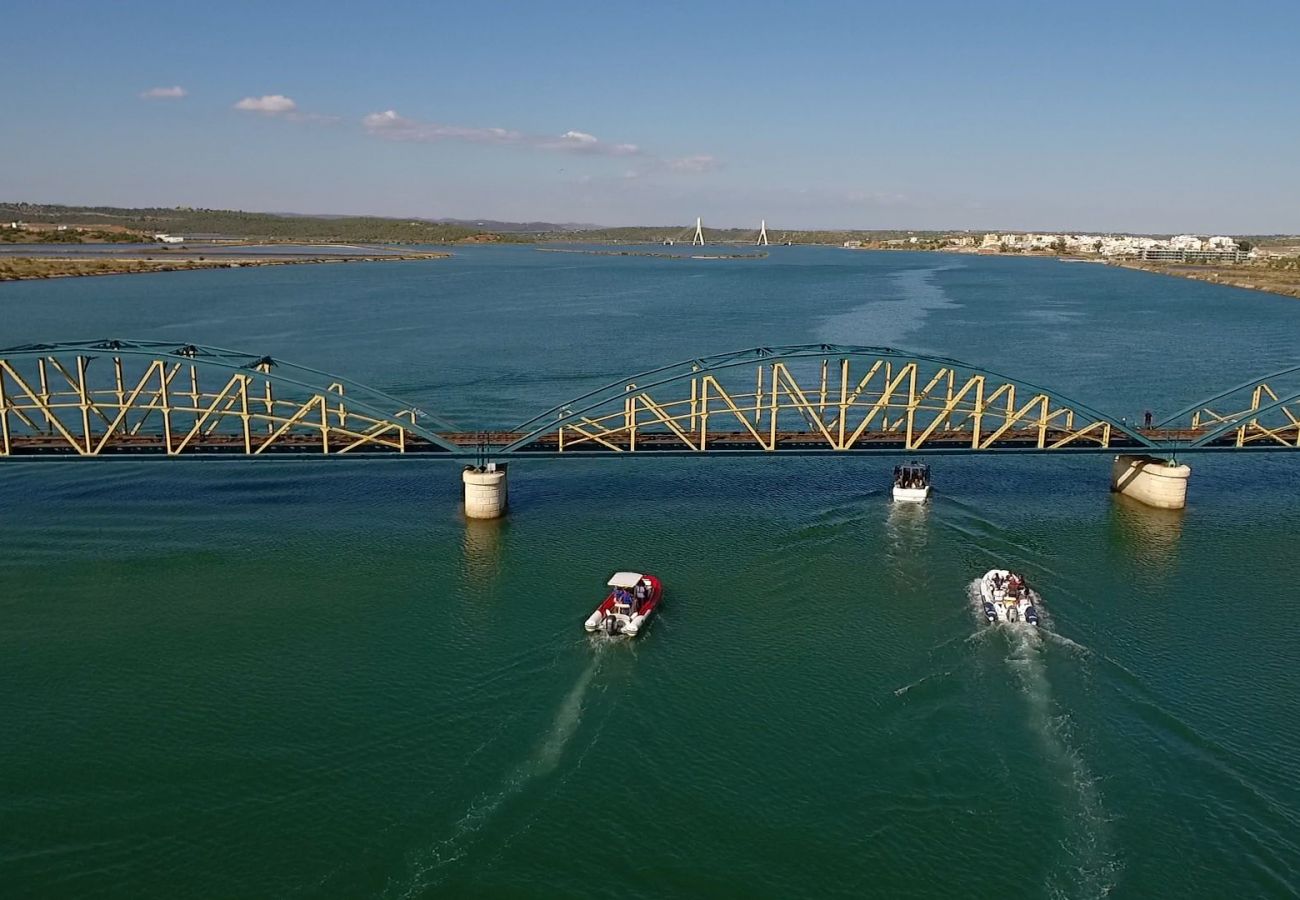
[2,248,1299,898]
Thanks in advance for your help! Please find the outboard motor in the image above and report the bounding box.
[604,615,621,636]
[983,601,997,623]
[1024,604,1039,625]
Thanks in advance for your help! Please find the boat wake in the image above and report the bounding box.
[967,580,1120,898]
[394,645,606,897]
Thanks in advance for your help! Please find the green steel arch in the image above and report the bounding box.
[500,343,1165,455]
[0,338,461,455]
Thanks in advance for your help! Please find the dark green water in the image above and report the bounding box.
[2,248,1298,898]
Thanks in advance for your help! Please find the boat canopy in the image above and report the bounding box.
[607,571,645,588]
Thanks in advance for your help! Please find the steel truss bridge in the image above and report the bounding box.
[1,340,1298,459]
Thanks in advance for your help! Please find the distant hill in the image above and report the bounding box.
[0,202,989,247]
[0,203,528,244]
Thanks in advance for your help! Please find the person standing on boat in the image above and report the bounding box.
[632,580,647,614]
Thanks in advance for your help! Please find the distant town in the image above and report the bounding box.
[846,232,1255,262]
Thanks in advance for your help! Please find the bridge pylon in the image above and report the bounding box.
[757,220,769,246]
[691,217,705,246]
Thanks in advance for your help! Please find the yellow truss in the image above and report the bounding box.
[1190,382,1300,448]
[555,359,1117,452]
[0,353,415,456]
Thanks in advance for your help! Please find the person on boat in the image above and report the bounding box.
[632,580,647,613]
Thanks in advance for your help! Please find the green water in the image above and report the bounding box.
[2,248,1299,898]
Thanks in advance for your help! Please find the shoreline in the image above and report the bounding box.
[1110,260,1300,300]
[843,245,1300,300]
[0,251,450,283]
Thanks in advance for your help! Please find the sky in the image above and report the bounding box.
[2,0,1298,232]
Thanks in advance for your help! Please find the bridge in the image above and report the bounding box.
[2,340,1298,459]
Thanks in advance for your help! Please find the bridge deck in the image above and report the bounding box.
[1,428,1248,457]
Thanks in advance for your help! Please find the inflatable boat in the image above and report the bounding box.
[979,569,1039,625]
[584,572,662,637]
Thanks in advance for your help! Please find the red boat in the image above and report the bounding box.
[584,572,662,637]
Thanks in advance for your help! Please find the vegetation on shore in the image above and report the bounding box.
[0,252,449,282]
[2,203,966,247]
[1,203,521,245]
[1,226,146,244]
[1117,258,1300,300]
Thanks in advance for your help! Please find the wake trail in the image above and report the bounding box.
[967,580,1119,898]
[394,646,606,898]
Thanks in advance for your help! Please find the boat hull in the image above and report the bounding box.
[893,485,931,503]
[585,574,663,637]
[979,569,1039,625]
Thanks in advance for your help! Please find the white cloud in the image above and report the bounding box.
[362,110,521,144]
[234,94,297,115]
[141,86,186,100]
[668,154,721,174]
[541,131,640,156]
[360,109,723,176]
[362,110,642,157]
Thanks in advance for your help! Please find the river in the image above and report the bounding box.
[2,246,1298,898]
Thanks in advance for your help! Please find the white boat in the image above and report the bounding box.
[892,461,931,502]
[979,569,1039,625]
[584,571,663,637]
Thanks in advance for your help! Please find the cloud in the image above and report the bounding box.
[539,131,640,156]
[362,110,641,157]
[140,86,186,100]
[361,110,521,144]
[667,154,721,174]
[234,94,297,115]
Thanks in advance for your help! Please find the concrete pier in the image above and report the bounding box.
[462,464,508,519]
[1110,454,1191,510]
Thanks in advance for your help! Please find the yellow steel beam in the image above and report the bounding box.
[771,363,839,448]
[253,394,327,455]
[561,419,626,452]
[701,375,772,450]
[0,369,9,455]
[842,363,916,449]
[978,394,1051,450]
[908,373,985,450]
[126,362,184,436]
[0,360,88,454]
[635,393,700,451]
[172,373,249,454]
[90,360,166,454]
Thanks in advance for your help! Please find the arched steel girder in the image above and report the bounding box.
[1180,388,1300,449]
[0,339,461,453]
[1155,362,1300,429]
[501,343,1162,454]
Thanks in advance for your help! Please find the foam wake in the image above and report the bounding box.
[394,647,605,897]
[968,580,1119,898]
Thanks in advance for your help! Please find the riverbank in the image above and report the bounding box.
[1113,260,1300,299]
[0,251,450,282]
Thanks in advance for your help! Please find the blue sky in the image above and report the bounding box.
[3,0,1298,232]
